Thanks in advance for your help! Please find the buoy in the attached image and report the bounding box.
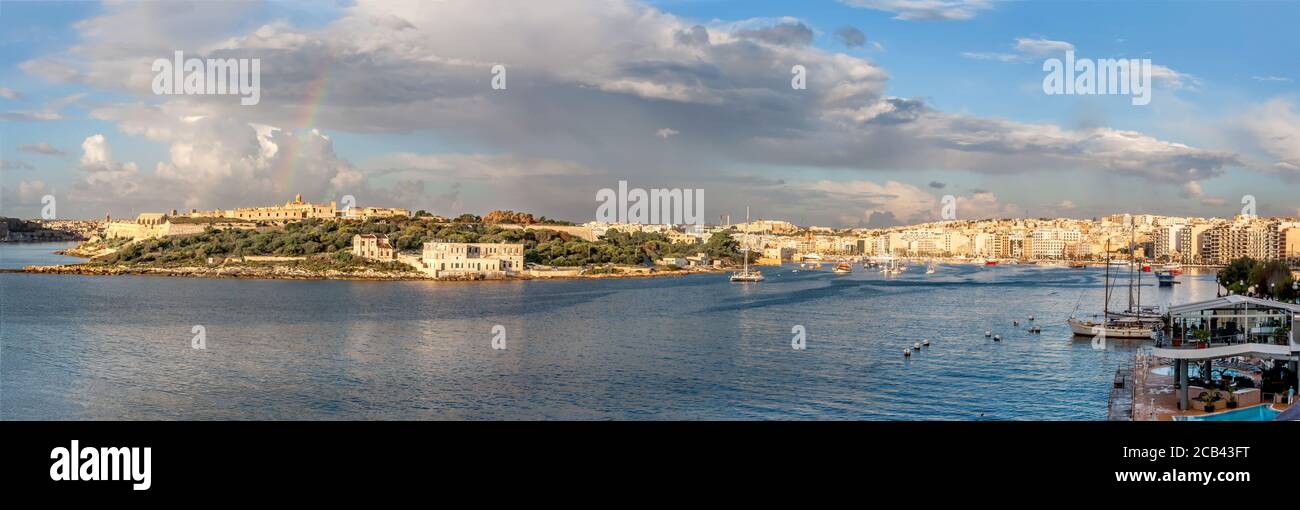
[1028,315,1035,321]
[913,342,921,350]
[993,335,1001,341]
[985,331,992,337]
[922,339,930,347]
[904,349,911,357]
[1013,320,1019,326]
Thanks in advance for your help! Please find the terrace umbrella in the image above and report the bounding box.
[1274,404,1300,421]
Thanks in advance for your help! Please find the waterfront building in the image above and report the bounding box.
[1154,295,1300,410]
[1285,226,1300,263]
[351,234,396,261]
[418,240,525,278]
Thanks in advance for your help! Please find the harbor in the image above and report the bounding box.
[0,241,1237,420]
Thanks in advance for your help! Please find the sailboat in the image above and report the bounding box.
[1066,237,1162,339]
[730,207,764,283]
[925,259,936,274]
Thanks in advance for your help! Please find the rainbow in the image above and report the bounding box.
[272,57,332,194]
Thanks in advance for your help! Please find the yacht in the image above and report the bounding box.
[1067,235,1163,339]
[730,207,764,283]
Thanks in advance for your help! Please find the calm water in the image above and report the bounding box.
[1,243,1220,420]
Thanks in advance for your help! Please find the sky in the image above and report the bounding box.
[0,0,1297,226]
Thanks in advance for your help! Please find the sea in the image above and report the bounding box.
[0,242,1220,420]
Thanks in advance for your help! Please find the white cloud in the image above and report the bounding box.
[10,0,1249,223]
[0,87,21,100]
[1013,37,1075,56]
[0,160,36,171]
[842,0,994,21]
[17,142,65,155]
[656,128,679,139]
[1233,98,1300,178]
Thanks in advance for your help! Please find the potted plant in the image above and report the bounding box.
[1226,387,1239,409]
[1193,329,1210,349]
[1196,390,1219,413]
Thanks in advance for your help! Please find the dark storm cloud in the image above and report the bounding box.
[735,22,814,46]
[834,26,866,48]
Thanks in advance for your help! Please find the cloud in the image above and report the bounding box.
[735,21,814,46]
[962,37,1073,63]
[959,51,1020,62]
[1056,199,1076,210]
[0,160,36,171]
[1013,37,1074,56]
[1251,76,1292,83]
[656,127,680,139]
[0,87,21,100]
[801,179,1017,225]
[0,93,85,122]
[1232,98,1300,178]
[0,179,49,211]
[834,26,867,48]
[9,0,1248,224]
[843,0,994,21]
[1150,64,1199,90]
[17,142,66,155]
[0,111,62,121]
[1179,181,1226,206]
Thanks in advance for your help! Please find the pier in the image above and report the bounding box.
[1107,367,1134,421]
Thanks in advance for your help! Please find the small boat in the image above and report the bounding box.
[925,260,936,274]
[1140,264,1152,272]
[1165,263,1183,275]
[1155,270,1176,287]
[985,260,999,266]
[832,263,852,274]
[1068,262,1088,269]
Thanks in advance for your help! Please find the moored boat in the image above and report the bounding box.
[730,206,764,283]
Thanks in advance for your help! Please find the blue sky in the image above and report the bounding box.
[1,0,1297,224]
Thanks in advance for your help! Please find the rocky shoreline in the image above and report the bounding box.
[8,263,724,281]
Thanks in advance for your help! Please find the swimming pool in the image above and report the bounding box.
[1151,366,1247,379]
[1175,405,1281,421]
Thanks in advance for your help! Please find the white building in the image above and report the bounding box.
[418,241,525,278]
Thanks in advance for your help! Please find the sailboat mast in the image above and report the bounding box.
[1127,225,1135,312]
[743,207,750,273]
[1104,240,1111,316]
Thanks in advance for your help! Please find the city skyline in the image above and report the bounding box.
[2,0,1299,226]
